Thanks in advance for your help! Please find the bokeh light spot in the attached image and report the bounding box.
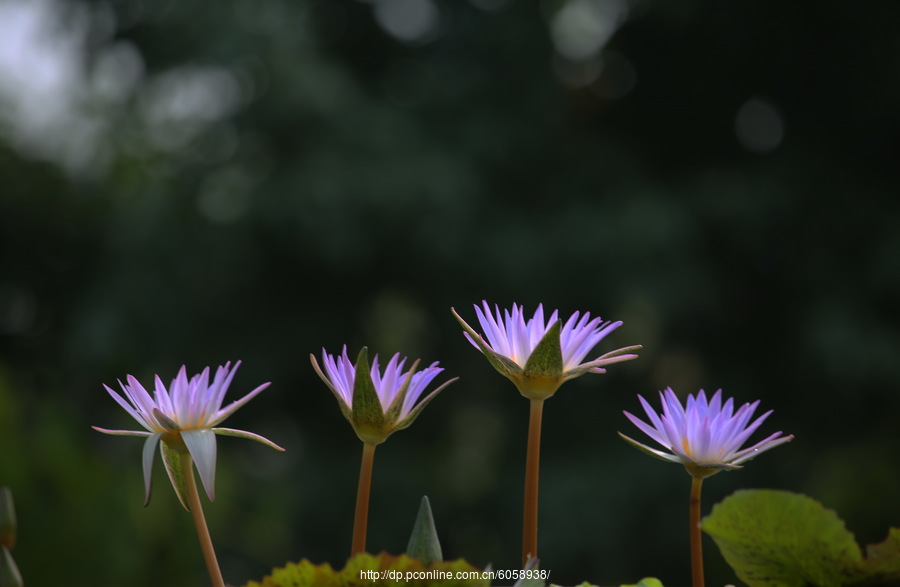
[373,0,440,44]
[734,96,785,153]
[550,0,628,61]
[91,40,144,103]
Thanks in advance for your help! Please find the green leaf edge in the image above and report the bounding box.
[243,552,488,587]
[703,489,900,587]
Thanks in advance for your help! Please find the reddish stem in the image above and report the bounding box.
[351,442,377,556]
[522,398,544,566]
[690,476,705,587]
[183,455,225,587]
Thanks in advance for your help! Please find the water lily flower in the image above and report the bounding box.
[453,301,640,566]
[311,346,456,445]
[452,301,641,400]
[311,345,456,556]
[93,361,284,508]
[620,387,793,587]
[620,387,793,478]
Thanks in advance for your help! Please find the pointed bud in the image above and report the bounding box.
[407,496,443,565]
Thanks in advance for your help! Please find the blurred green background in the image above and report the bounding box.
[1,0,899,585]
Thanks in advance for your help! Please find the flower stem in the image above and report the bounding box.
[689,476,705,587]
[522,398,544,566]
[182,455,225,587]
[351,442,377,556]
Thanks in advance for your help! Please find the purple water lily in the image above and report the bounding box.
[620,388,793,477]
[311,345,456,556]
[311,345,455,444]
[622,387,794,587]
[453,301,640,400]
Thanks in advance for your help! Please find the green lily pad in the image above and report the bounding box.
[621,579,664,587]
[550,579,663,587]
[861,527,900,582]
[702,489,900,586]
[245,552,489,587]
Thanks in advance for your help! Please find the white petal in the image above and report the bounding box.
[92,426,153,437]
[153,375,175,418]
[476,301,511,357]
[102,384,153,431]
[182,429,218,501]
[210,361,240,412]
[124,375,159,421]
[141,433,162,506]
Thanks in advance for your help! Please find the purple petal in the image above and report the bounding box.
[377,353,405,408]
[637,394,673,446]
[623,410,670,449]
[622,387,791,471]
[474,301,509,356]
[402,363,443,418]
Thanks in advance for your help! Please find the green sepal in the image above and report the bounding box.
[351,348,386,440]
[702,489,900,586]
[522,320,563,379]
[407,496,442,565]
[0,488,16,550]
[563,344,643,380]
[452,307,524,381]
[0,547,23,587]
[152,408,179,432]
[160,440,191,511]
